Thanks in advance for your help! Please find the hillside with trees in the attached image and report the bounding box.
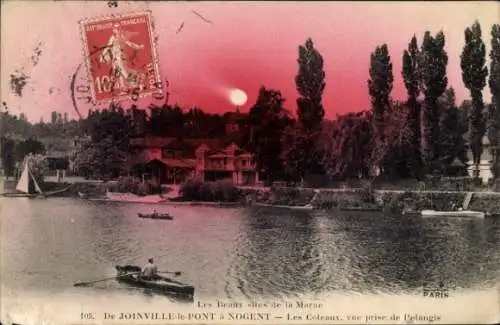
[2,22,499,187]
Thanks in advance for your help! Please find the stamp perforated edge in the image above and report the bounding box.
[78,10,162,106]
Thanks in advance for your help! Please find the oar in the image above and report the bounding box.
[74,270,182,287]
[158,271,182,276]
[74,271,142,287]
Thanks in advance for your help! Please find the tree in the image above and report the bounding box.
[437,89,469,175]
[461,21,488,178]
[72,136,127,179]
[15,137,46,162]
[382,101,415,178]
[402,35,423,177]
[295,38,326,132]
[282,127,313,182]
[244,87,291,183]
[85,105,132,152]
[420,31,448,174]
[368,44,394,173]
[147,104,185,137]
[321,111,373,180]
[1,136,16,179]
[51,111,58,124]
[488,24,500,179]
[76,106,132,179]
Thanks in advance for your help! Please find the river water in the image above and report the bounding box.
[1,197,499,324]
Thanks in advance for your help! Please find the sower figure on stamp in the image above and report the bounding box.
[100,23,145,93]
[141,258,158,280]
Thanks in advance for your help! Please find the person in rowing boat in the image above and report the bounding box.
[141,258,159,280]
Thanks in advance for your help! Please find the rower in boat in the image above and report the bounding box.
[141,258,159,280]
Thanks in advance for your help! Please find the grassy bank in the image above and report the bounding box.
[176,180,500,214]
[11,176,496,215]
[468,193,500,215]
[244,187,500,215]
[175,178,500,214]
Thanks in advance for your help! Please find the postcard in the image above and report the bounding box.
[1,1,499,325]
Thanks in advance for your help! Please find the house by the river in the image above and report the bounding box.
[128,136,260,185]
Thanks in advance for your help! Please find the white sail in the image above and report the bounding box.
[30,170,43,194]
[15,161,30,193]
[15,159,44,195]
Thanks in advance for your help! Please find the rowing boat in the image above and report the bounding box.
[421,209,485,219]
[115,265,194,298]
[339,206,382,212]
[138,213,173,220]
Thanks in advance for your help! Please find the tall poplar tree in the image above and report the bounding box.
[368,44,393,173]
[488,24,500,179]
[246,87,291,183]
[295,38,326,132]
[289,38,326,183]
[420,31,448,175]
[461,21,488,178]
[438,88,469,175]
[402,35,422,178]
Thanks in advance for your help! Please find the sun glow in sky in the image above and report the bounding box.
[1,1,499,121]
[228,88,248,107]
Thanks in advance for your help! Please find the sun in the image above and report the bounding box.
[228,88,248,106]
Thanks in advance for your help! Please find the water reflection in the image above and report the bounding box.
[227,208,319,300]
[0,198,499,303]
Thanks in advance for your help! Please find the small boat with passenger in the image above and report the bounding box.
[138,212,173,220]
[115,265,194,298]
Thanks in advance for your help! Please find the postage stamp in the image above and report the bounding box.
[79,11,162,104]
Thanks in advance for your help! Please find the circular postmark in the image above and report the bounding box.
[71,48,167,117]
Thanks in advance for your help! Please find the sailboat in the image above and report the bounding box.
[3,160,68,198]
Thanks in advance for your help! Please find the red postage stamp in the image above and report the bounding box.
[79,11,161,103]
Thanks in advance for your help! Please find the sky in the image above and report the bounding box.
[1,1,499,122]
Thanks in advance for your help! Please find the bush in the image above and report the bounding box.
[213,179,240,202]
[240,187,270,204]
[312,191,340,209]
[179,178,241,202]
[468,193,500,214]
[268,187,316,206]
[360,184,375,203]
[180,178,204,200]
[386,191,465,212]
[111,176,162,196]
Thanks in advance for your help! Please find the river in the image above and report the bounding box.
[1,197,499,324]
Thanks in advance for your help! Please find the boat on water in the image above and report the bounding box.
[421,209,485,218]
[401,209,421,217]
[2,160,69,198]
[115,265,194,299]
[138,212,173,220]
[339,206,382,212]
[251,203,314,210]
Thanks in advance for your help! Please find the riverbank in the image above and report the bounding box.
[6,179,499,216]
[241,186,500,215]
[99,185,500,215]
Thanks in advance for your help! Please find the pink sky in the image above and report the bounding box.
[1,1,498,122]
